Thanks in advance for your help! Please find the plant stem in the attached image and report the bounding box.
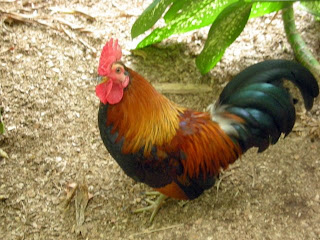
[282,4,320,82]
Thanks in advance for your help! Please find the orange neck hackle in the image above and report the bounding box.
[106,68,185,155]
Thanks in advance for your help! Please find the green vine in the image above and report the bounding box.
[282,4,320,82]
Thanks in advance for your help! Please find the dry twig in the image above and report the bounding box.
[61,25,96,53]
[49,6,95,20]
[0,7,96,52]
[130,224,184,237]
[153,83,212,95]
[215,172,233,200]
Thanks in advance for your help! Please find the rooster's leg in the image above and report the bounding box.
[133,192,167,223]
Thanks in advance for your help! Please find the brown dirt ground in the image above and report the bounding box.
[1,1,320,239]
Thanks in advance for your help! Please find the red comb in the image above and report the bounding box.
[98,38,122,76]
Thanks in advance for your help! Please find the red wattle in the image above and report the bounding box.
[106,82,124,104]
[96,80,124,105]
[96,80,113,104]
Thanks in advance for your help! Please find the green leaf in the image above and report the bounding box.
[300,1,320,18]
[163,0,191,23]
[131,0,173,39]
[136,0,238,49]
[196,3,252,74]
[250,2,289,18]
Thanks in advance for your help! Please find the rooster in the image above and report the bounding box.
[96,39,319,222]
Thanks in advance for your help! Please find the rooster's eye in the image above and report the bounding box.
[115,67,121,74]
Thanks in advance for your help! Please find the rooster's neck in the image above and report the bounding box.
[104,68,185,155]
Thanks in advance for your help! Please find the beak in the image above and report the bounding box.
[96,76,108,83]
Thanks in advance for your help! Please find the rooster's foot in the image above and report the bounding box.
[133,192,167,223]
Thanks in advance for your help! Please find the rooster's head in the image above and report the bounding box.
[96,38,130,104]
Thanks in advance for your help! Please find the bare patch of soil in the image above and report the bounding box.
[0,1,319,239]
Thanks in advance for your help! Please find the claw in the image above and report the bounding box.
[133,192,168,223]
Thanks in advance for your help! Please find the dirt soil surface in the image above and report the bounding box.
[1,1,320,239]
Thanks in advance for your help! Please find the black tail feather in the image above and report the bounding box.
[217,60,319,153]
[219,60,319,110]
